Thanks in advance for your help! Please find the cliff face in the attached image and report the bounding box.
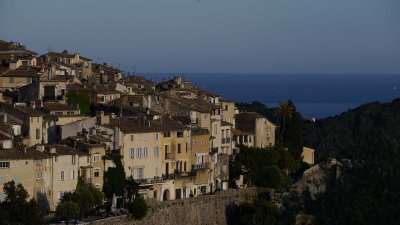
[87,188,259,225]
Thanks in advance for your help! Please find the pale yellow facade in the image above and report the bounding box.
[121,131,163,182]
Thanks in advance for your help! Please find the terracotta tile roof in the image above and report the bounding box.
[1,66,41,77]
[107,117,189,134]
[43,102,78,111]
[89,135,112,142]
[13,105,46,117]
[0,148,50,160]
[221,121,233,127]
[192,128,210,136]
[232,128,253,136]
[93,85,120,95]
[66,83,88,91]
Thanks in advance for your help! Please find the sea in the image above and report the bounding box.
[141,73,400,119]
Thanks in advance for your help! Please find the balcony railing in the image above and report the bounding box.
[164,152,174,160]
[136,177,164,185]
[192,163,210,170]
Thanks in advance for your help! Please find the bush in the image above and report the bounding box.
[128,197,148,220]
[55,201,80,222]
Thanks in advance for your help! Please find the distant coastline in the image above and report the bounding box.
[140,73,400,118]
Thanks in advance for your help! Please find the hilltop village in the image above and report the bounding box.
[0,40,292,213]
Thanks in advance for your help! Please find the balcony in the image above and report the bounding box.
[192,163,210,170]
[137,177,164,185]
[164,152,174,160]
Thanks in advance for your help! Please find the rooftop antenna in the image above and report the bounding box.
[133,65,136,74]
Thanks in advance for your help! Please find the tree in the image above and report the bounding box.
[125,176,139,204]
[103,155,126,201]
[276,101,295,140]
[55,201,80,223]
[73,186,95,217]
[0,181,43,225]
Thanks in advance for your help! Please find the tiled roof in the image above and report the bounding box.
[43,102,78,111]
[1,66,41,77]
[0,148,50,160]
[192,128,209,136]
[107,117,189,134]
[221,121,233,127]
[89,135,112,142]
[14,105,46,117]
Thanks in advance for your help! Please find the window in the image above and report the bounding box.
[186,143,188,153]
[36,160,42,166]
[40,186,45,194]
[71,155,75,165]
[71,170,75,180]
[154,146,160,158]
[35,172,43,180]
[201,139,205,145]
[155,167,159,177]
[36,129,40,140]
[143,134,148,141]
[93,154,100,162]
[130,135,134,142]
[192,140,196,147]
[67,111,75,115]
[214,124,217,134]
[54,156,58,163]
[137,168,143,179]
[9,77,14,83]
[130,148,135,159]
[0,162,10,169]
[177,131,184,138]
[177,144,181,154]
[163,131,170,138]
[155,133,159,140]
[184,162,187,172]
[55,112,63,116]
[204,114,208,119]
[60,171,65,181]
[94,168,100,178]
[225,105,229,110]
[136,148,141,159]
[143,147,148,159]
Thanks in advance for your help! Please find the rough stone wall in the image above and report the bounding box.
[86,188,260,225]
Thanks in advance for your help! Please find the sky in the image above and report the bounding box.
[0,0,399,74]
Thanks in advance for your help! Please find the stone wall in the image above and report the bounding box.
[86,188,260,225]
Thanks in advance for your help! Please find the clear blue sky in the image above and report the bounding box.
[1,0,399,74]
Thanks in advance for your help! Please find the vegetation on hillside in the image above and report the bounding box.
[235,99,400,225]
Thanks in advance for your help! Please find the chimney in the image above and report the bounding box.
[2,114,7,123]
[50,147,56,154]
[148,95,152,110]
[30,101,36,109]
[111,113,116,119]
[24,147,26,154]
[36,145,45,152]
